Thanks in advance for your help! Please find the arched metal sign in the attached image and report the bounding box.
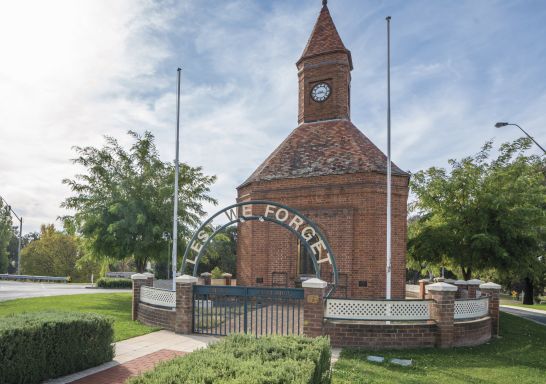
[181,200,339,297]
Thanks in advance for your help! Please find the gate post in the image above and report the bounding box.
[480,282,501,337]
[175,274,198,334]
[302,278,327,338]
[427,282,457,348]
[131,273,153,321]
[466,279,482,299]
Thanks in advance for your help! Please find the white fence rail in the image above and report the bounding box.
[325,299,431,321]
[140,286,176,308]
[454,297,489,320]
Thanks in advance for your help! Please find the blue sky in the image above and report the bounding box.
[1,0,545,233]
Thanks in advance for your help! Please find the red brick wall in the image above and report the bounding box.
[324,320,437,349]
[137,303,175,331]
[236,172,408,299]
[453,317,492,347]
[298,52,351,123]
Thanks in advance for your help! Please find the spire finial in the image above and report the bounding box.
[322,0,327,7]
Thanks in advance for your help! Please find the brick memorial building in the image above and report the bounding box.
[132,2,501,350]
[236,2,409,299]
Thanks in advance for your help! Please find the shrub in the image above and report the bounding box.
[0,311,114,384]
[211,266,223,279]
[128,334,331,384]
[96,277,132,289]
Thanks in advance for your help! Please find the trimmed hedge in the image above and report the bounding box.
[0,311,114,384]
[96,277,133,289]
[128,334,331,384]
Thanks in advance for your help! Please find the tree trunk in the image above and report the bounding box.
[461,266,472,281]
[135,257,146,273]
[523,277,534,305]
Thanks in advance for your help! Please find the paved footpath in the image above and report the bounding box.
[45,331,219,384]
[500,305,546,326]
[0,281,129,301]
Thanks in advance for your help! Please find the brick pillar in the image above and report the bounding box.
[466,279,482,299]
[419,279,430,299]
[302,278,327,338]
[175,274,198,334]
[201,272,211,286]
[131,273,153,321]
[480,282,501,337]
[454,280,468,299]
[222,273,232,286]
[428,282,457,348]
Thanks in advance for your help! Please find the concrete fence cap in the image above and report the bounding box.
[444,279,456,284]
[479,282,501,290]
[466,279,483,285]
[302,278,328,289]
[176,274,198,284]
[131,273,148,280]
[418,279,430,283]
[143,272,154,278]
[222,273,233,278]
[200,272,212,277]
[454,280,467,285]
[426,282,458,292]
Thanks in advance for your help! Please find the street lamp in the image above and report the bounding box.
[495,122,546,154]
[0,196,23,275]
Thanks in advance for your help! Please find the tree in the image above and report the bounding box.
[19,224,96,281]
[196,225,237,276]
[7,231,39,274]
[61,131,217,272]
[479,139,546,303]
[0,201,13,273]
[409,138,546,304]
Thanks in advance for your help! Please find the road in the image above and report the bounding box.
[500,305,546,326]
[0,280,130,302]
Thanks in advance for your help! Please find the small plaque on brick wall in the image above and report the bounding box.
[307,294,320,304]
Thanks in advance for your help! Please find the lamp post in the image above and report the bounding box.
[495,122,546,154]
[0,196,23,274]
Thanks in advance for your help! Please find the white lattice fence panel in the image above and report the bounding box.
[454,297,489,320]
[325,299,431,321]
[140,286,176,308]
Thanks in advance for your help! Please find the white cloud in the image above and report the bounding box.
[0,0,172,231]
[1,0,545,234]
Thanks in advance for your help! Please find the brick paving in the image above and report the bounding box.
[68,349,185,384]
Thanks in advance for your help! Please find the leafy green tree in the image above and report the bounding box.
[61,131,217,272]
[409,138,545,304]
[7,231,39,274]
[197,226,237,276]
[20,224,95,281]
[0,201,14,273]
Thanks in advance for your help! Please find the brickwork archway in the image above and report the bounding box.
[181,200,339,296]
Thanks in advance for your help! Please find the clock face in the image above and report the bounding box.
[311,82,331,102]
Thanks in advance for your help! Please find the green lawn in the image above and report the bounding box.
[333,312,546,384]
[0,293,158,341]
[499,298,546,312]
[501,303,546,311]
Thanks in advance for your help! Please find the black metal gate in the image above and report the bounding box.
[192,285,304,336]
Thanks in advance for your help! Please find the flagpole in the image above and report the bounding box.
[386,16,392,300]
[172,67,181,291]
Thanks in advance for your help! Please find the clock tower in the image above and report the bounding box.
[236,1,409,300]
[297,1,353,124]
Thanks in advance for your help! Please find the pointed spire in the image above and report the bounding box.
[297,2,352,69]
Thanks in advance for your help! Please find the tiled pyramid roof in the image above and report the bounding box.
[240,120,407,187]
[297,4,352,68]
